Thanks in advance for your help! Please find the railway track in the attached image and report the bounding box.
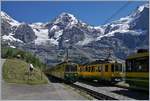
[47,75,149,100]
[70,83,117,100]
[47,75,117,100]
[68,81,149,100]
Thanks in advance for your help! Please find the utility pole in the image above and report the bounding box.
[65,48,69,63]
[105,47,113,61]
[40,64,42,80]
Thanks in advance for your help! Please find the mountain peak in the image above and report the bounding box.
[59,12,76,19]
[59,12,73,16]
[1,11,20,26]
[53,12,78,26]
[138,3,149,12]
[1,11,12,19]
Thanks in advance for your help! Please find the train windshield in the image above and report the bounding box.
[65,64,77,72]
[126,56,149,72]
[114,63,122,72]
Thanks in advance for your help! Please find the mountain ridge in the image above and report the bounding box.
[1,3,149,65]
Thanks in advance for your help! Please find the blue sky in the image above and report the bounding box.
[1,1,148,26]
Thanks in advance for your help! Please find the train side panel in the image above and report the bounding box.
[101,64,112,81]
[125,50,149,91]
[50,64,65,79]
[126,72,149,90]
[78,62,125,83]
[78,65,102,80]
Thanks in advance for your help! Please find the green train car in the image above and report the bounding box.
[125,49,149,91]
[45,61,78,83]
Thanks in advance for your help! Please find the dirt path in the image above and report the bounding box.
[1,59,88,100]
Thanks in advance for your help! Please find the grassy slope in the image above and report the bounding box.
[2,59,49,85]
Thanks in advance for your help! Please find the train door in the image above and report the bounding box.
[113,63,125,82]
[101,64,109,81]
[105,64,111,81]
[97,64,102,80]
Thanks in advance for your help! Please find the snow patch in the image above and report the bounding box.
[119,16,132,23]
[50,25,59,31]
[138,3,149,12]
[65,39,69,42]
[96,29,146,41]
[48,30,63,45]
[10,45,16,48]
[49,38,59,45]
[76,34,94,45]
[2,34,23,43]
[33,26,62,45]
[30,22,43,28]
[54,30,63,39]
[94,26,105,34]
[33,28,49,45]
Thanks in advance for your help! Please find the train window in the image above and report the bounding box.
[126,57,149,72]
[95,66,98,72]
[88,67,90,72]
[105,65,108,72]
[83,67,85,72]
[84,66,86,72]
[80,67,82,72]
[86,66,88,72]
[65,65,70,72]
[134,57,149,72]
[72,65,77,72]
[82,67,84,72]
[97,66,100,72]
[91,66,95,72]
[75,66,77,71]
[86,67,88,72]
[115,64,122,72]
[126,60,132,72]
[65,65,77,72]
[98,65,102,72]
[111,64,114,72]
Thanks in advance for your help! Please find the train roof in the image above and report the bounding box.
[127,52,149,60]
[47,61,77,71]
[57,61,77,66]
[84,59,118,65]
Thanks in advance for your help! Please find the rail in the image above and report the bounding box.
[69,83,117,100]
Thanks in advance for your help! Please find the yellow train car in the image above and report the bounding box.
[125,49,149,91]
[78,60,125,83]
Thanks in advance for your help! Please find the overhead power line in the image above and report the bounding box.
[103,1,131,25]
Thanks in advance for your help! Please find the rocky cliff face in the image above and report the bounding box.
[14,24,37,43]
[1,3,149,66]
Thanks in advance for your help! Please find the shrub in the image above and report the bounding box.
[1,46,47,69]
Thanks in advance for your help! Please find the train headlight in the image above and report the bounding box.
[120,72,123,75]
[115,78,120,81]
[74,74,77,76]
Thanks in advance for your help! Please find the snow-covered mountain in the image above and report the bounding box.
[1,3,149,65]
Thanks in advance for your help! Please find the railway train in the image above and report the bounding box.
[45,59,125,84]
[45,61,78,83]
[125,49,149,91]
[45,49,149,90]
[78,59,125,83]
